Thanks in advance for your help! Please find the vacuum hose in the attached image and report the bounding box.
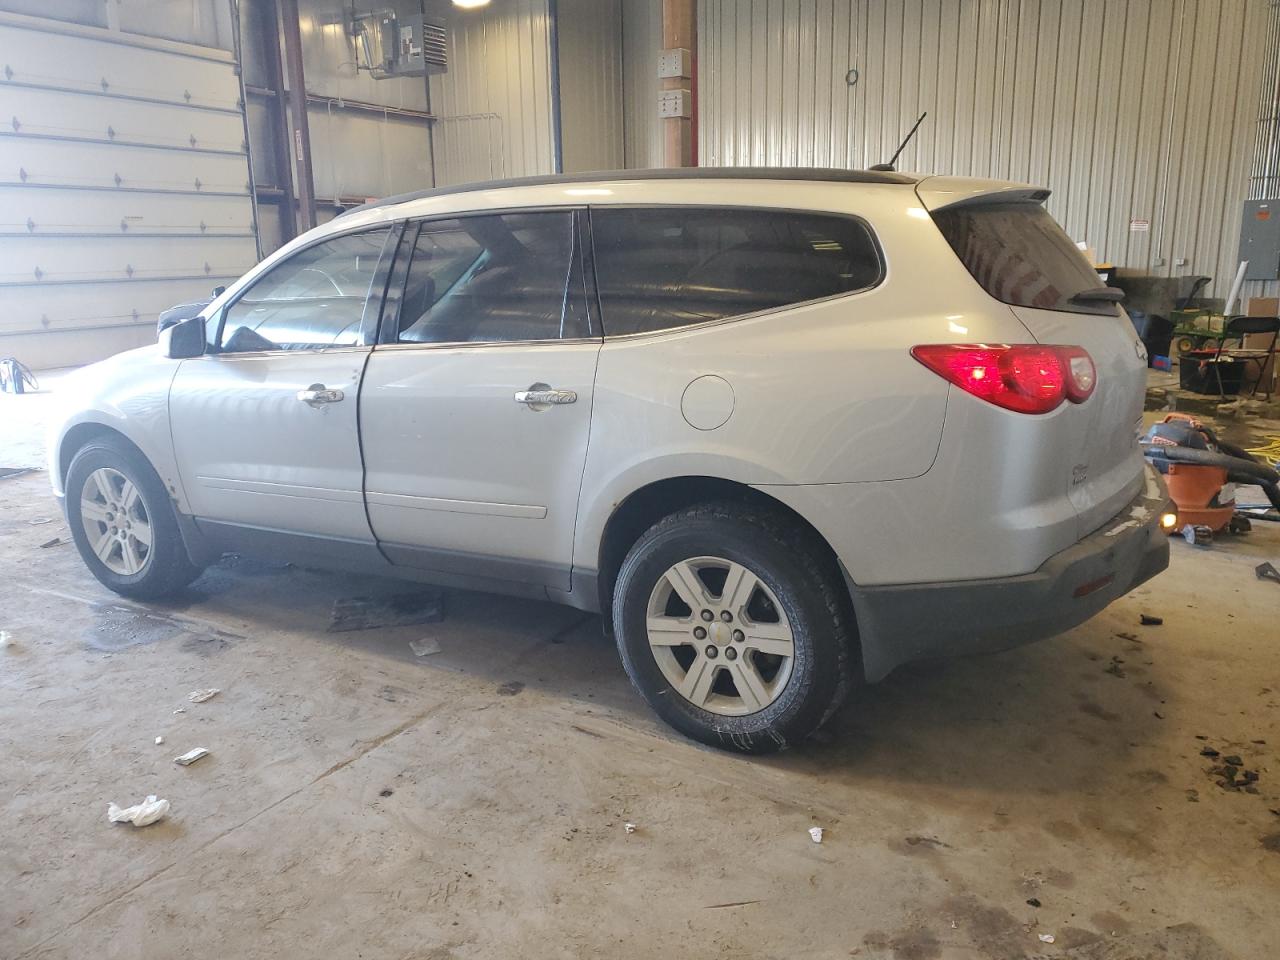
[1142,443,1280,512]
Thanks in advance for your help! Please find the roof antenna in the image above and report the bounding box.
[869,112,927,172]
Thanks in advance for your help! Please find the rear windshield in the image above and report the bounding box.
[931,202,1116,316]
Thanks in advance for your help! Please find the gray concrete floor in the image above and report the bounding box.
[2,381,1278,960]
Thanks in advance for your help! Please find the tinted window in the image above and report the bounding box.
[394,211,586,343]
[219,227,392,352]
[931,202,1113,316]
[590,208,882,336]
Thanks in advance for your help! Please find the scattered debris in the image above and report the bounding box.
[329,590,444,632]
[154,736,163,745]
[174,747,210,766]
[38,537,67,548]
[1026,898,1041,908]
[1115,631,1138,641]
[904,835,951,849]
[1154,711,1165,719]
[1257,562,1280,584]
[1139,614,1163,626]
[1185,789,1200,803]
[1104,656,1127,678]
[187,688,220,703]
[808,826,824,843]
[27,517,53,525]
[1038,933,1056,944]
[379,788,393,798]
[704,899,763,909]
[1200,747,1220,758]
[1262,833,1280,854]
[624,822,637,834]
[409,637,442,658]
[172,707,186,714]
[496,680,525,696]
[1224,754,1244,766]
[107,795,170,827]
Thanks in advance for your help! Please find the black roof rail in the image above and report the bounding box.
[343,166,919,216]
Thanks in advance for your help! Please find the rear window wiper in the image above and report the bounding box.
[1069,286,1125,304]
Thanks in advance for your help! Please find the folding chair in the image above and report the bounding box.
[1213,315,1280,400]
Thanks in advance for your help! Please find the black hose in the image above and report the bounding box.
[1143,443,1280,484]
[1256,479,1280,512]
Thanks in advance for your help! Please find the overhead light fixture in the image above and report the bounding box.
[452,0,490,7]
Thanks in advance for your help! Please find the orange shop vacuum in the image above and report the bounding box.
[1141,413,1280,544]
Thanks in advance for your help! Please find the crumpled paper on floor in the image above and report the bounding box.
[107,795,170,827]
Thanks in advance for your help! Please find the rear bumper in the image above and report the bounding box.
[848,467,1173,682]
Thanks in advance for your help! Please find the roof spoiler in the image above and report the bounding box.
[914,175,1051,213]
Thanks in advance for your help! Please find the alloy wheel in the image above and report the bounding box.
[79,467,153,576]
[645,555,795,716]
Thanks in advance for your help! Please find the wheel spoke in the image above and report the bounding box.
[119,539,140,575]
[91,469,115,503]
[742,621,793,657]
[719,561,759,615]
[91,529,116,564]
[729,659,771,711]
[646,616,691,646]
[665,560,709,611]
[80,501,111,524]
[130,521,153,548]
[678,656,718,707]
[120,479,140,514]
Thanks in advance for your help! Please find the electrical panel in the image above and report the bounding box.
[658,89,692,119]
[1240,199,1280,280]
[657,47,691,79]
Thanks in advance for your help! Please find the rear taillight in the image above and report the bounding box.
[910,344,1096,414]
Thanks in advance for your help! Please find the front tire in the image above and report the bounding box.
[65,436,202,600]
[613,502,854,754]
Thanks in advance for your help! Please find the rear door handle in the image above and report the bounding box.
[514,388,577,406]
[297,384,344,406]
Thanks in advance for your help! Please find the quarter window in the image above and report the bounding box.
[393,211,587,344]
[218,227,392,352]
[590,208,882,336]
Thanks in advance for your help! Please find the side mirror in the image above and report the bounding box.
[161,316,207,359]
[156,299,211,335]
[212,285,226,297]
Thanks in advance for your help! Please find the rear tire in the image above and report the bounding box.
[613,502,854,754]
[65,436,202,600]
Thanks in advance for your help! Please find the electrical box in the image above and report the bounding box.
[1240,199,1280,280]
[352,12,447,79]
[657,47,691,79]
[658,89,692,119]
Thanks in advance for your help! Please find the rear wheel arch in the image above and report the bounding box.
[596,477,858,641]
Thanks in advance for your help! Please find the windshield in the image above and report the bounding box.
[931,202,1117,317]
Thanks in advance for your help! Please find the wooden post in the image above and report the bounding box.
[662,0,695,167]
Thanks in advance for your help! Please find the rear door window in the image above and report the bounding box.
[931,202,1114,316]
[590,207,882,336]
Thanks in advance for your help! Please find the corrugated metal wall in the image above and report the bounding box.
[697,0,1267,298]
[430,0,556,186]
[558,0,624,173]
[239,0,436,252]
[0,10,258,368]
[622,0,663,169]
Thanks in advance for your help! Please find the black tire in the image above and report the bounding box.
[65,436,202,600]
[612,502,854,754]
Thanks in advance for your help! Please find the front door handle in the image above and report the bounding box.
[514,387,577,406]
[297,384,344,406]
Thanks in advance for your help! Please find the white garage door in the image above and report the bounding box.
[0,13,258,369]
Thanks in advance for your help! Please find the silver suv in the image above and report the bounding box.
[50,168,1173,752]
